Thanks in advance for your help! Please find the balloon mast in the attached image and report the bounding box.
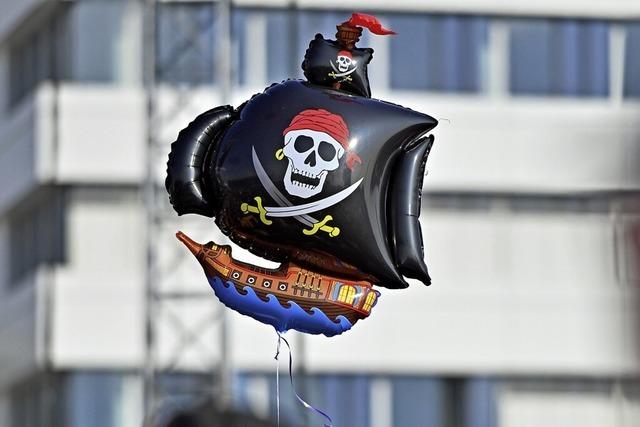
[333,25,359,90]
[166,13,437,337]
[330,13,395,91]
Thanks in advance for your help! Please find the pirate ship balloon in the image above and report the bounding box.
[166,13,437,337]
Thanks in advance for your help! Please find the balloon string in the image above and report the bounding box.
[275,334,281,427]
[274,330,334,427]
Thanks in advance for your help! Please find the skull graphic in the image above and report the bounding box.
[336,50,355,73]
[337,55,352,72]
[282,129,345,198]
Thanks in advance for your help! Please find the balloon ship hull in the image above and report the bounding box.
[176,231,378,336]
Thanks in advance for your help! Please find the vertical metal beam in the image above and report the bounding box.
[287,1,299,78]
[142,0,157,424]
[215,0,232,411]
[40,2,63,425]
[142,1,235,423]
[245,12,267,86]
[217,0,232,104]
[487,19,509,99]
[609,23,626,106]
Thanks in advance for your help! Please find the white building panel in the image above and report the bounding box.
[389,94,640,193]
[50,189,146,368]
[498,382,640,427]
[55,85,146,184]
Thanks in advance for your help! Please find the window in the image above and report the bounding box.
[232,8,248,86]
[264,374,371,427]
[388,14,488,92]
[157,3,216,85]
[624,23,640,98]
[219,9,493,91]
[9,30,49,106]
[67,1,136,83]
[510,19,609,96]
[8,1,142,105]
[63,373,143,427]
[265,10,304,82]
[9,190,65,286]
[363,291,377,312]
[235,373,496,427]
[393,377,496,427]
[336,284,356,305]
[266,9,345,82]
[8,7,66,106]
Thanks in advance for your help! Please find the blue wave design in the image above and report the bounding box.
[207,276,353,337]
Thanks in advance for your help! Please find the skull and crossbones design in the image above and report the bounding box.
[329,50,357,82]
[242,109,362,237]
[336,51,354,72]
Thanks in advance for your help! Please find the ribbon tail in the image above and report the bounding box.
[275,333,281,427]
[276,333,334,427]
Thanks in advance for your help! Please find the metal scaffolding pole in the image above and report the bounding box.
[142,0,158,422]
[214,0,233,411]
[142,0,233,424]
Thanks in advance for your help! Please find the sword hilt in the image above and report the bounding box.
[240,196,272,225]
[303,215,340,237]
[328,72,353,83]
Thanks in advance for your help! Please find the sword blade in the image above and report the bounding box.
[266,178,363,217]
[252,146,363,218]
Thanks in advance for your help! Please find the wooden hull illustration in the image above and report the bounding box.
[176,232,379,336]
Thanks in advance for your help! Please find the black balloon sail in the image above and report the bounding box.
[166,13,437,336]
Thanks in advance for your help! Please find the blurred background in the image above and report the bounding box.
[0,0,639,426]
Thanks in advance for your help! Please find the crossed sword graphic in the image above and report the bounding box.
[241,147,363,237]
[328,61,357,82]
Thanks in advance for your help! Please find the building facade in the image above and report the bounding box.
[0,1,639,426]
